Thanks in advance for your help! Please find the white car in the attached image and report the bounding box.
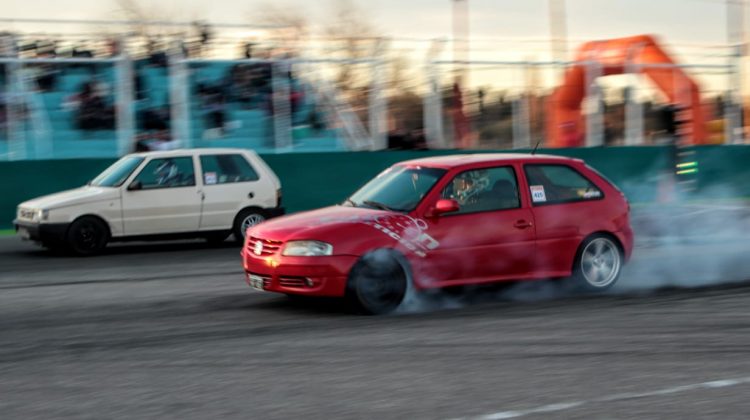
[14,148,284,255]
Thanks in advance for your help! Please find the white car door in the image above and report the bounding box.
[121,155,202,235]
[197,153,269,230]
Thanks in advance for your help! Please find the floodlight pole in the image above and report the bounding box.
[452,0,469,86]
[424,39,447,149]
[727,0,747,142]
[549,0,568,63]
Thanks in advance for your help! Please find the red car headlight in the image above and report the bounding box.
[282,241,333,257]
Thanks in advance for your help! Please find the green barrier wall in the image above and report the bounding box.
[692,145,750,198]
[0,146,679,230]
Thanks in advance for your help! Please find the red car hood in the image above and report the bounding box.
[249,205,396,243]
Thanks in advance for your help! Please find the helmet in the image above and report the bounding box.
[452,170,490,203]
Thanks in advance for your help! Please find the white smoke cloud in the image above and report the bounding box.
[396,173,750,314]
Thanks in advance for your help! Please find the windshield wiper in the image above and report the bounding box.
[342,198,357,207]
[362,200,395,211]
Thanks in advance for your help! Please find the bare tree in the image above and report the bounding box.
[112,0,207,56]
[322,0,381,92]
[252,2,309,56]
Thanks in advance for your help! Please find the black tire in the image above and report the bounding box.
[233,208,268,242]
[66,216,110,256]
[346,250,408,315]
[568,234,623,293]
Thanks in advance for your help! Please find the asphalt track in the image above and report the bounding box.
[3,214,750,419]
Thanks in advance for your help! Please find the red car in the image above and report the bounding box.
[241,154,633,314]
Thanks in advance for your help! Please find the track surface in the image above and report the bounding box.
[3,231,750,419]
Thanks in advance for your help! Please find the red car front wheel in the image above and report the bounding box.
[346,250,408,315]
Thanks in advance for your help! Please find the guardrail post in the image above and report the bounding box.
[271,59,293,151]
[115,44,135,156]
[4,38,27,161]
[369,56,388,151]
[168,42,192,149]
[625,44,644,146]
[725,44,743,144]
[584,60,604,147]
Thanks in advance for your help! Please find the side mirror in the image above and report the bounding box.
[429,198,460,217]
[127,181,143,191]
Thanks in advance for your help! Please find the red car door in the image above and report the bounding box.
[522,163,607,277]
[416,164,536,288]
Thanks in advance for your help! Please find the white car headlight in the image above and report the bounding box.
[282,240,333,257]
[32,209,49,222]
[21,208,49,223]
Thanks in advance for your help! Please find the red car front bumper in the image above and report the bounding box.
[241,249,359,297]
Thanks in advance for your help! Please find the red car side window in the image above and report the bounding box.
[440,166,520,215]
[524,164,604,206]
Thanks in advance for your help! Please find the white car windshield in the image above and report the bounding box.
[90,156,145,187]
[346,166,446,212]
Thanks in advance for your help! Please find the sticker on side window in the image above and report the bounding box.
[204,172,218,185]
[583,189,602,199]
[530,185,547,203]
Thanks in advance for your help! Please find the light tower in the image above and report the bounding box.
[548,0,568,64]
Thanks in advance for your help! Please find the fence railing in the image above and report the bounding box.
[0,51,743,160]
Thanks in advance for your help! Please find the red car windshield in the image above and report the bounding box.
[346,166,447,212]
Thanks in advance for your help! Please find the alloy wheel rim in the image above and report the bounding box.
[241,214,265,237]
[580,238,621,288]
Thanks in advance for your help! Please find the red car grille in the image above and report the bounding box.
[278,277,309,288]
[246,236,283,256]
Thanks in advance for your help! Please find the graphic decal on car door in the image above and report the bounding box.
[315,214,439,258]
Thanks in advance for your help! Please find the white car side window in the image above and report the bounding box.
[133,157,196,189]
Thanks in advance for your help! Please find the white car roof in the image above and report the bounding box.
[129,148,258,158]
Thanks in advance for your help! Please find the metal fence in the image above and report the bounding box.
[0,44,387,160]
[423,56,742,150]
[0,47,743,160]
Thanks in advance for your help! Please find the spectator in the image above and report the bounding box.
[307,105,325,133]
[198,84,226,138]
[243,42,255,59]
[138,106,170,131]
[35,64,58,92]
[73,81,115,131]
[135,129,179,152]
[290,89,303,115]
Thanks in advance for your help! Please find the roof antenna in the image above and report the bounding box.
[530,138,543,155]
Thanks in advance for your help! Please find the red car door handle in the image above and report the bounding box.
[514,220,533,229]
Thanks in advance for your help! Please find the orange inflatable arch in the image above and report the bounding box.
[546,35,706,147]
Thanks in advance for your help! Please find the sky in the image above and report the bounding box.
[0,0,731,46]
[0,0,739,92]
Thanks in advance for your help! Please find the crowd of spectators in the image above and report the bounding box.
[195,60,309,139]
[0,33,335,147]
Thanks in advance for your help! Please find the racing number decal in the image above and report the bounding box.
[530,185,547,203]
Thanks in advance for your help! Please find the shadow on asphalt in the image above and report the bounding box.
[12,239,242,258]
[206,278,750,318]
[205,293,354,315]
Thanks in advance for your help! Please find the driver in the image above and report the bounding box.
[448,170,491,206]
[155,159,180,186]
[452,175,473,205]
